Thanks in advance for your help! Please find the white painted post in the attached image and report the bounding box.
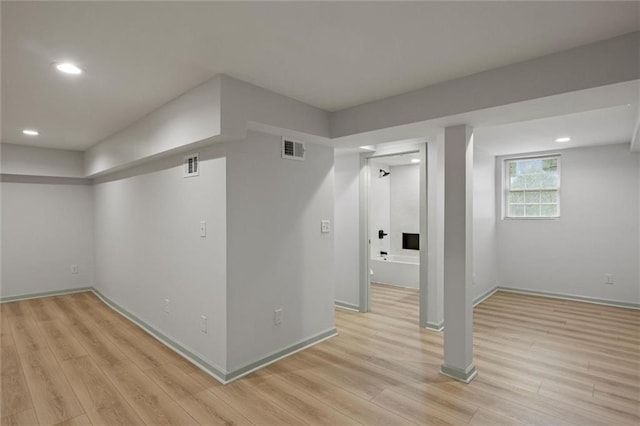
[425,136,445,330]
[440,125,477,383]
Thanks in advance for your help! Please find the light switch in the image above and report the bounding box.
[200,221,206,237]
[321,220,330,234]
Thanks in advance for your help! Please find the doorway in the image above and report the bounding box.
[359,145,429,327]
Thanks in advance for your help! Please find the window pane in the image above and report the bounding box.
[506,156,560,219]
[509,191,525,203]
[540,174,559,188]
[509,205,525,217]
[540,190,557,203]
[541,204,558,217]
[510,175,526,190]
[525,174,542,189]
[525,191,540,203]
[525,204,540,217]
[542,158,558,172]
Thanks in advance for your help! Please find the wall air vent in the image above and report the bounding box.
[282,138,305,161]
[183,153,199,177]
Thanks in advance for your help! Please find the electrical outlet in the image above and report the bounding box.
[164,298,170,313]
[200,315,207,333]
[70,265,78,274]
[604,274,614,285]
[274,308,283,325]
[200,221,206,238]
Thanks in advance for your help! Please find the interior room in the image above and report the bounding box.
[1,2,639,425]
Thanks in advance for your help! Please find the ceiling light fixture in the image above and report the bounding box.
[555,137,571,143]
[22,129,39,136]
[54,62,83,75]
[411,158,420,163]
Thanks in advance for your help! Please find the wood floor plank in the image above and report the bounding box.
[371,388,464,425]
[1,346,33,418]
[8,315,48,354]
[39,320,87,362]
[176,389,255,425]
[58,355,139,422]
[67,319,127,367]
[2,301,30,318]
[253,374,362,425]
[53,414,92,426]
[210,379,307,425]
[274,369,416,425]
[143,362,206,401]
[19,348,84,426]
[83,400,145,426]
[0,311,14,348]
[0,409,38,426]
[29,298,64,323]
[100,361,198,425]
[469,407,526,425]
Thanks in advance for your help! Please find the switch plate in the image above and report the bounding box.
[164,298,170,313]
[70,265,78,274]
[200,221,206,238]
[321,220,330,234]
[200,315,207,333]
[604,274,614,285]
[274,308,283,325]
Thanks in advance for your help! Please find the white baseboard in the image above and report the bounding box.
[0,287,92,303]
[335,300,360,311]
[496,286,640,310]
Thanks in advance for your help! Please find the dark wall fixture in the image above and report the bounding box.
[402,233,419,250]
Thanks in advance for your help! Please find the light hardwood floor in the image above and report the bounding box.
[1,285,639,425]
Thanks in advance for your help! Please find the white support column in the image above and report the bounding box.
[425,136,445,331]
[440,125,477,383]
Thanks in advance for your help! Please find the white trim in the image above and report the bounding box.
[473,286,499,307]
[335,300,360,312]
[496,287,640,310]
[0,287,92,303]
[424,322,444,332]
[224,328,337,383]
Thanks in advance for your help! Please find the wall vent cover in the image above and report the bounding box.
[282,138,305,160]
[183,153,199,177]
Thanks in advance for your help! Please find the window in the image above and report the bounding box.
[505,155,560,218]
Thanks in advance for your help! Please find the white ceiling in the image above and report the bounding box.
[475,104,639,156]
[2,1,639,151]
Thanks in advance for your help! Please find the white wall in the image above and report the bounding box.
[1,145,94,298]
[390,164,420,257]
[225,131,334,372]
[1,144,85,178]
[369,160,390,258]
[85,76,223,177]
[472,146,498,299]
[334,153,360,307]
[1,181,94,297]
[93,148,228,371]
[497,143,640,304]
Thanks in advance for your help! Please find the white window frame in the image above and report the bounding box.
[503,154,561,220]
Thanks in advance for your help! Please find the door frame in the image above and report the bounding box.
[358,143,428,327]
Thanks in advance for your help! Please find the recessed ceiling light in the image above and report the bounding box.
[54,62,83,75]
[22,129,39,136]
[411,158,420,163]
[555,137,571,143]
